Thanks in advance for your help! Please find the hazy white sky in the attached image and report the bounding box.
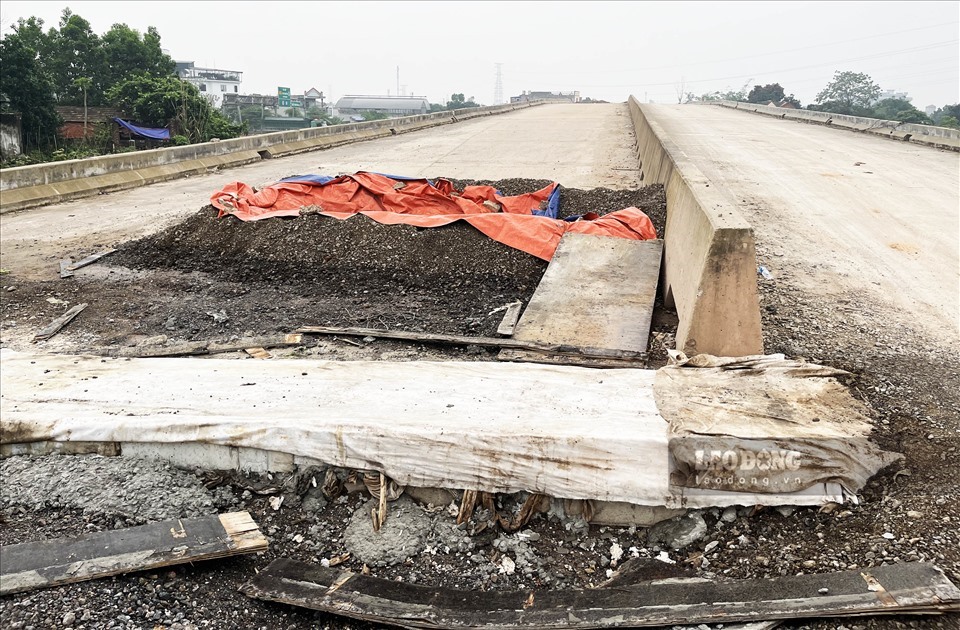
[2,1,958,108]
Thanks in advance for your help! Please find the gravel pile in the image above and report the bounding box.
[0,181,666,351]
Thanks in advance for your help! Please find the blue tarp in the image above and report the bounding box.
[113,118,170,140]
[532,185,561,219]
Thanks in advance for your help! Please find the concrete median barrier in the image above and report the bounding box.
[628,96,763,357]
[0,102,542,214]
[712,100,960,151]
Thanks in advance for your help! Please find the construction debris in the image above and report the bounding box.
[0,512,267,595]
[32,303,87,342]
[58,249,116,279]
[296,325,647,362]
[118,333,304,358]
[494,301,523,336]
[240,558,960,628]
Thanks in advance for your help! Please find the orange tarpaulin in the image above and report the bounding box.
[210,172,656,260]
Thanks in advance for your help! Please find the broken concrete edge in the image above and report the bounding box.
[627,96,763,357]
[711,100,960,151]
[2,439,844,528]
[0,101,545,214]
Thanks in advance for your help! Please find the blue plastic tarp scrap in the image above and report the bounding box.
[113,118,171,140]
[533,185,561,219]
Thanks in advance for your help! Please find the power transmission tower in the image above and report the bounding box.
[494,63,504,105]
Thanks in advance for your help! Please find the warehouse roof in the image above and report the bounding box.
[335,96,429,110]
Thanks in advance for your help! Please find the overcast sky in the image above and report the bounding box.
[2,1,958,108]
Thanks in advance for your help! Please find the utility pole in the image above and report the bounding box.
[494,63,504,105]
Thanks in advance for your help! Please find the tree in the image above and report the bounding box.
[446,93,479,110]
[939,115,959,129]
[73,77,93,139]
[814,71,881,115]
[0,33,61,151]
[746,83,800,107]
[106,74,241,143]
[360,110,389,121]
[97,23,175,102]
[930,104,960,126]
[872,98,930,124]
[44,9,102,105]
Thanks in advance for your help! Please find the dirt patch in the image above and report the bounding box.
[0,181,667,357]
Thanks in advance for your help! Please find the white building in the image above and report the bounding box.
[176,61,242,106]
[874,89,911,104]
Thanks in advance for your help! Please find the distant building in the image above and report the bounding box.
[55,106,123,139]
[223,89,328,117]
[764,100,798,109]
[874,89,910,104]
[925,105,937,116]
[510,90,580,104]
[334,95,429,117]
[176,61,242,106]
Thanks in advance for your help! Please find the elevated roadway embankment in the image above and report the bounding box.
[641,102,959,342]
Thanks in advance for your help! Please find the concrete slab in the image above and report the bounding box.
[643,104,960,342]
[511,234,662,353]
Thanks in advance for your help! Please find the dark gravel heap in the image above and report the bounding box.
[105,181,665,339]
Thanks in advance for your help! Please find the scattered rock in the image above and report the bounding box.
[647,511,707,550]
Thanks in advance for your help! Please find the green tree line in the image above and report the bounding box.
[0,8,242,155]
[690,72,957,128]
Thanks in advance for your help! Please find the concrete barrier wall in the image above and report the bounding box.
[0,101,543,213]
[712,100,960,150]
[628,96,763,357]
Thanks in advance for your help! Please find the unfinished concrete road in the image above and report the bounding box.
[0,104,639,279]
[644,103,960,343]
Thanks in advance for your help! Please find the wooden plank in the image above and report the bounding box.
[245,347,272,359]
[240,559,960,629]
[58,259,75,279]
[495,301,523,337]
[0,511,267,595]
[118,333,304,358]
[295,325,646,361]
[512,234,663,354]
[33,303,88,342]
[67,248,116,272]
[497,348,644,369]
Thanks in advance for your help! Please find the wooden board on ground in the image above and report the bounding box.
[241,558,960,629]
[118,333,304,358]
[296,325,646,361]
[512,234,663,354]
[33,303,87,342]
[495,301,523,336]
[0,512,267,595]
[497,348,641,369]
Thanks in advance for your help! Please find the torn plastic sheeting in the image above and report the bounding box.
[655,353,903,496]
[112,118,171,141]
[210,172,655,260]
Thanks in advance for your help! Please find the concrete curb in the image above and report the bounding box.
[628,97,763,357]
[711,100,960,151]
[0,102,542,214]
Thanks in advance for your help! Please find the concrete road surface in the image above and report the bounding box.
[644,104,960,342]
[1,104,639,278]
